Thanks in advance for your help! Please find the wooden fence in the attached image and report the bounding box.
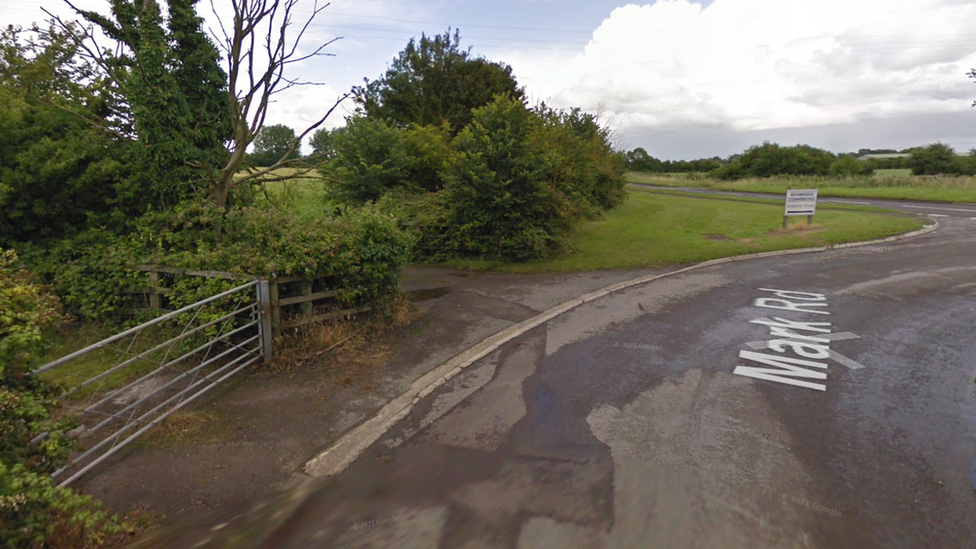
[130,265,371,336]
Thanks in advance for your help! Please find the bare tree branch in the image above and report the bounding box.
[234,92,348,188]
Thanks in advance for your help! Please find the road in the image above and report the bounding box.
[131,206,976,549]
[629,184,976,219]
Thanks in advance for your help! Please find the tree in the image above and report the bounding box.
[829,155,867,177]
[56,0,348,209]
[353,29,524,134]
[714,142,835,180]
[57,0,232,205]
[327,118,454,204]
[309,126,339,158]
[444,96,563,260]
[908,142,962,175]
[0,23,144,245]
[251,124,299,166]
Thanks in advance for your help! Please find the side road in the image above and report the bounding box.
[84,212,936,525]
[81,265,666,522]
[627,183,976,217]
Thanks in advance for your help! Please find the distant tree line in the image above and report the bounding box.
[623,142,976,179]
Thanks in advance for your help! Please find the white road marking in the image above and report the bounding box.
[829,200,871,205]
[929,214,948,218]
[903,205,976,213]
[745,332,859,348]
[746,333,866,371]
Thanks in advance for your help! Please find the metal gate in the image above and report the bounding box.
[32,280,273,487]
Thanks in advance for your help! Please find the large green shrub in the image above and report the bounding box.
[444,96,569,260]
[908,143,964,176]
[534,105,626,213]
[326,117,413,204]
[326,118,455,205]
[829,155,869,177]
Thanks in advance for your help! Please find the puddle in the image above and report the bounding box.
[406,287,451,302]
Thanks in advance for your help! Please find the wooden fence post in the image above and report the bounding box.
[269,279,281,339]
[148,268,161,311]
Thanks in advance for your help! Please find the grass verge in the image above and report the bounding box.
[625,172,976,203]
[446,189,925,273]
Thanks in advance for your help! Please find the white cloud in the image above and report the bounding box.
[501,0,976,136]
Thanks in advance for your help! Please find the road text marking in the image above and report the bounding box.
[733,289,865,391]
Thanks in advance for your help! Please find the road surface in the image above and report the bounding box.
[131,208,976,549]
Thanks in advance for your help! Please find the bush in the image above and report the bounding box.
[326,117,413,204]
[0,249,130,548]
[326,118,456,205]
[444,96,569,260]
[908,143,964,176]
[126,202,416,307]
[829,156,868,177]
[714,142,835,180]
[534,105,626,213]
[15,228,145,322]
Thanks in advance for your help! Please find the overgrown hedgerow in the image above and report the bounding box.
[0,250,136,548]
[17,202,416,324]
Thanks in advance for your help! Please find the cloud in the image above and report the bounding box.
[500,0,976,141]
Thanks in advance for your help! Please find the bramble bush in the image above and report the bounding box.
[16,200,415,325]
[1,249,132,548]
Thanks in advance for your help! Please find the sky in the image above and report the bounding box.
[3,0,976,160]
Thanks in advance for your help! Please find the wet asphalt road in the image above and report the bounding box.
[131,214,976,549]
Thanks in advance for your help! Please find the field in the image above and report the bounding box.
[625,171,976,203]
[448,189,925,273]
[248,167,331,219]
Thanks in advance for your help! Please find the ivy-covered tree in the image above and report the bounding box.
[353,29,524,134]
[56,0,346,209]
[63,0,232,206]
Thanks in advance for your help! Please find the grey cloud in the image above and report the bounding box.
[621,109,976,159]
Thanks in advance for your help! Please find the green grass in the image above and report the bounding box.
[36,323,172,398]
[446,189,925,273]
[249,167,332,219]
[625,171,976,203]
[873,168,913,177]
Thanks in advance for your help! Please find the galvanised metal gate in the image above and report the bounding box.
[32,280,273,487]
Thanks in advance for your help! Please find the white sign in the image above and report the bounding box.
[784,189,818,216]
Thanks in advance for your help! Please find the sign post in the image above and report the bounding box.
[783,189,818,228]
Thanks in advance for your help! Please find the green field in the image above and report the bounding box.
[873,168,913,178]
[625,171,976,203]
[249,167,331,219]
[448,189,925,273]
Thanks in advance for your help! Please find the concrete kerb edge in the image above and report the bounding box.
[303,216,940,478]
